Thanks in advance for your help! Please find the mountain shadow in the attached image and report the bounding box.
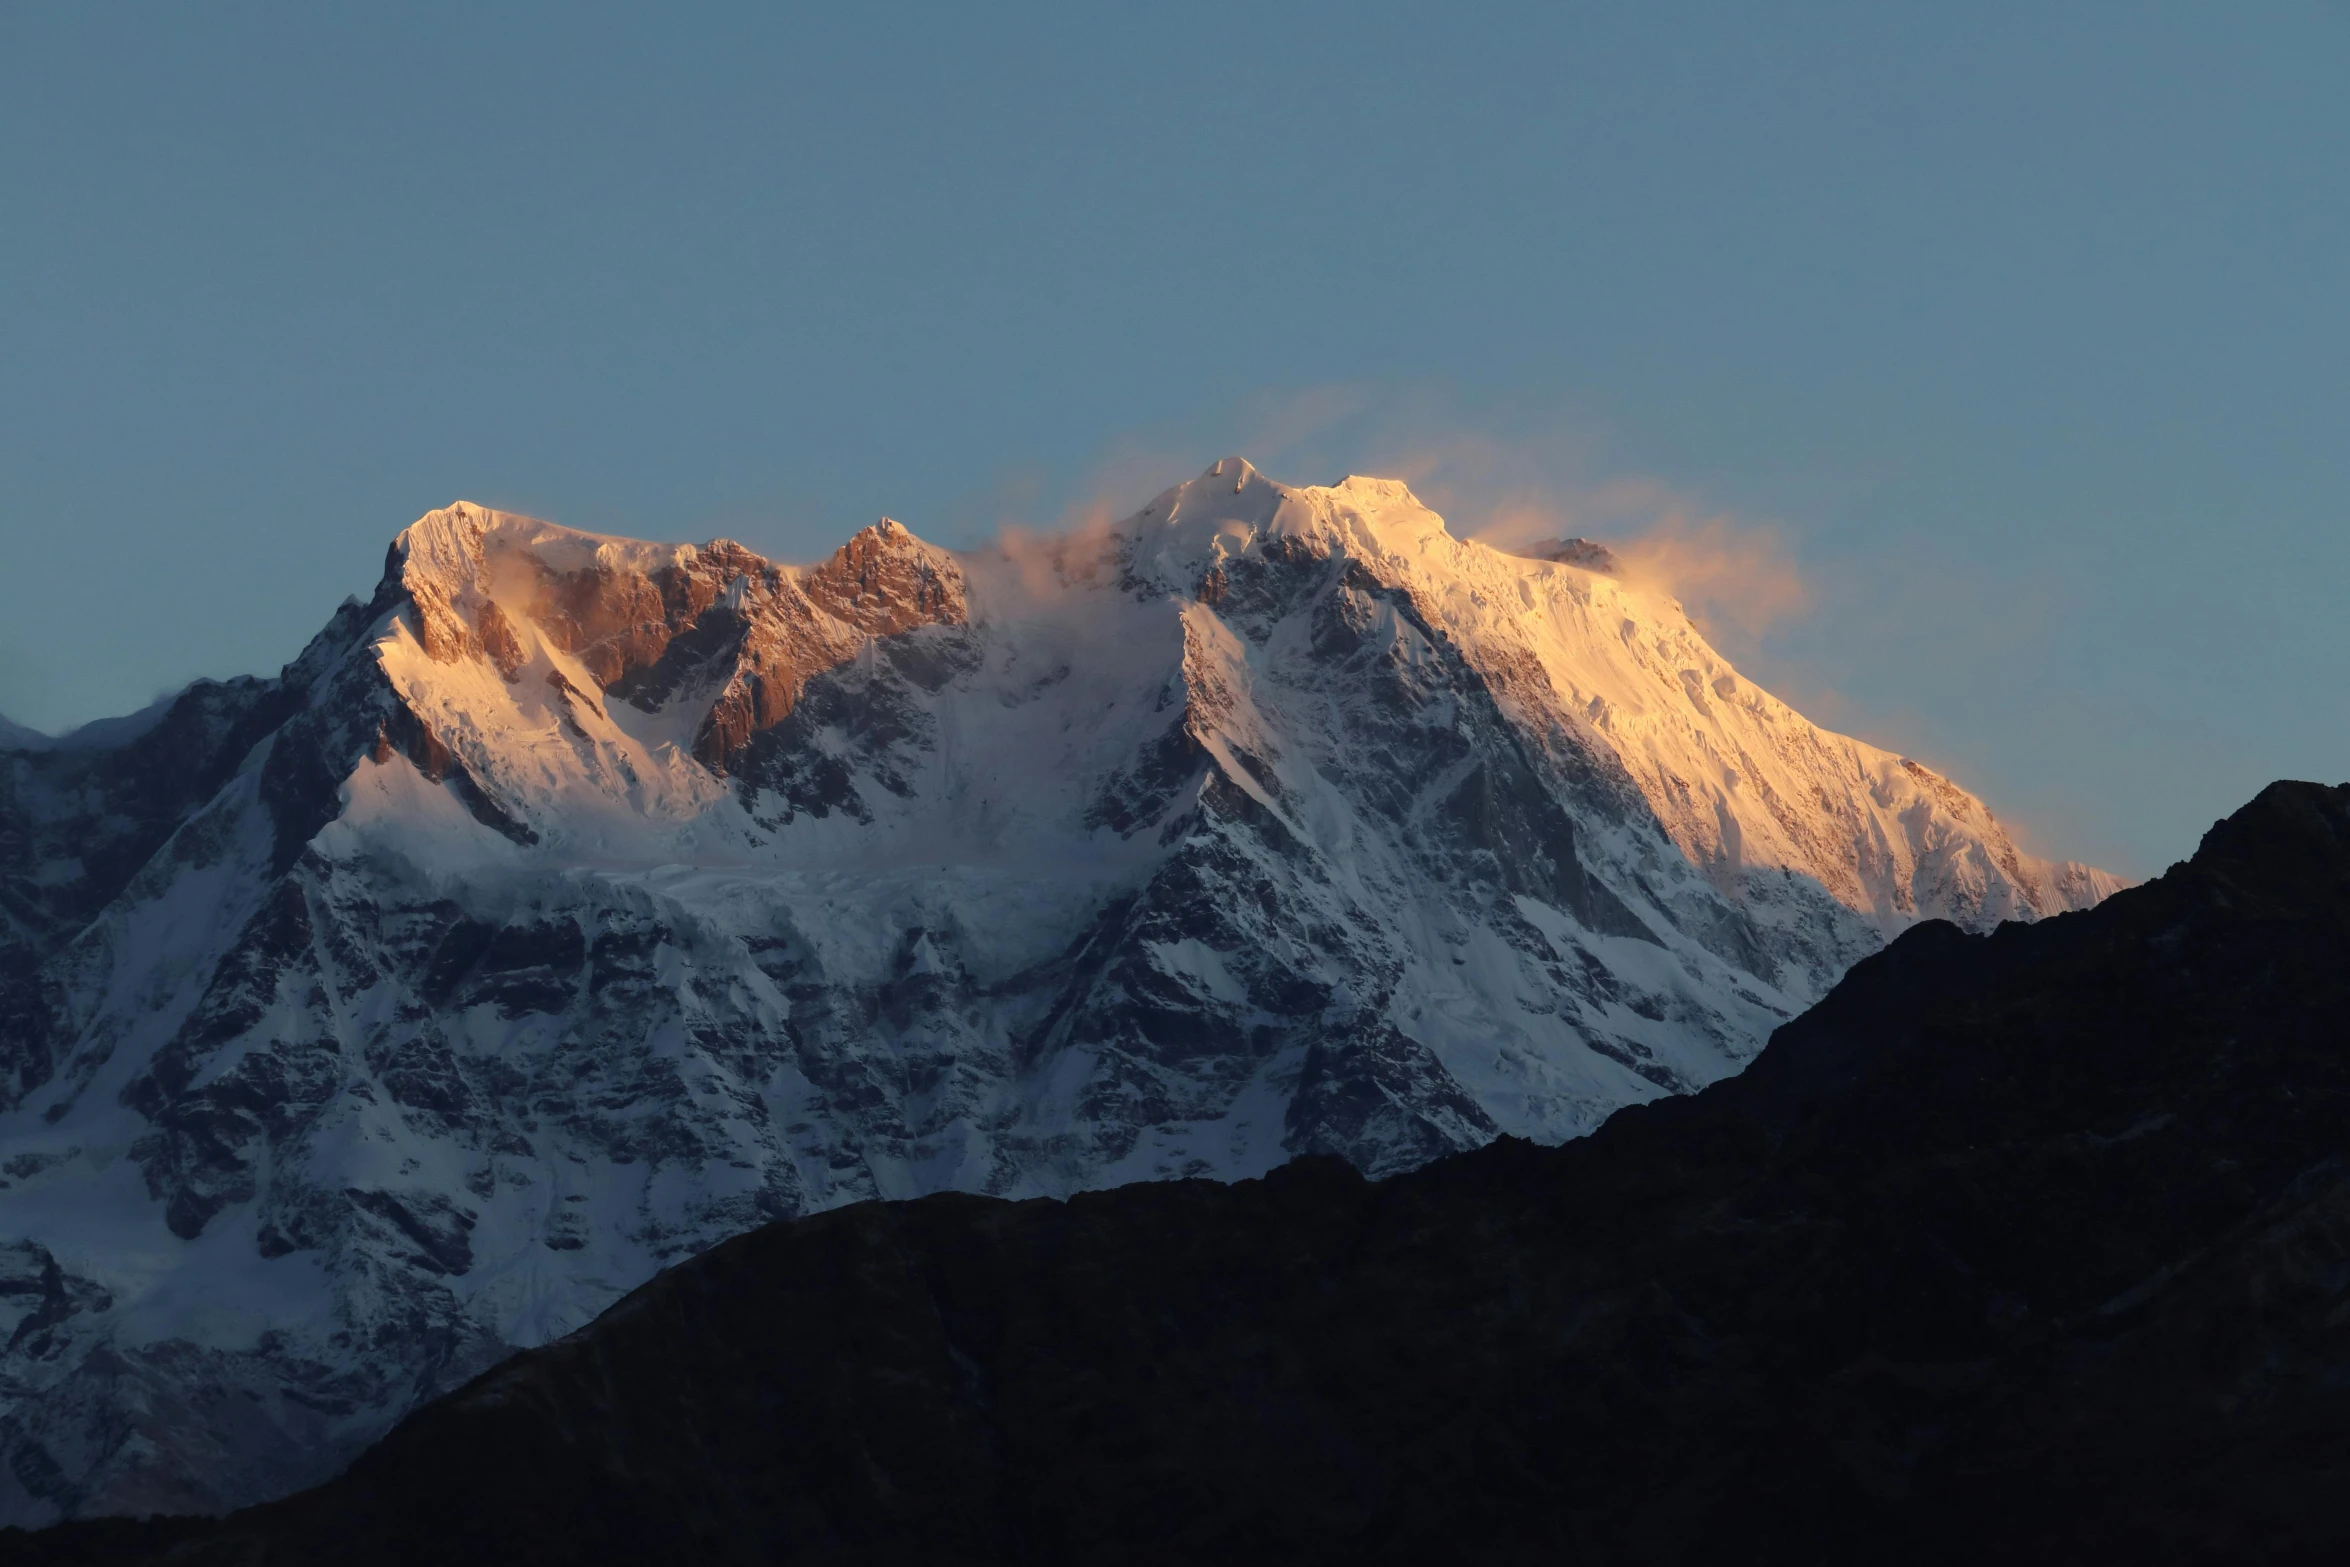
[17,780,2349,1565]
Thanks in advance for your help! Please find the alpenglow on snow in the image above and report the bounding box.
[0,461,2118,1523]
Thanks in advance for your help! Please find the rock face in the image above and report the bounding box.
[17,779,2343,1567]
[0,462,2114,1524]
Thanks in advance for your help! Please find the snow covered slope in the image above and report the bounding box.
[0,462,2116,1523]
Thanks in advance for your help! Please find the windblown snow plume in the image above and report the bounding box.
[0,462,2118,1523]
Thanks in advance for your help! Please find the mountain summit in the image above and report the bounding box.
[0,462,2114,1522]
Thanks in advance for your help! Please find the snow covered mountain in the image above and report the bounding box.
[0,461,2118,1524]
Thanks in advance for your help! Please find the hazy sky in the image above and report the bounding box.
[4,2,2344,876]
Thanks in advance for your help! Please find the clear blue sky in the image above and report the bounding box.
[4,2,2344,876]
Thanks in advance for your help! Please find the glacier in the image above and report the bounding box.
[0,460,2118,1523]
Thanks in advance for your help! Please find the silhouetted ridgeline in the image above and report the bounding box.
[18,781,2350,1564]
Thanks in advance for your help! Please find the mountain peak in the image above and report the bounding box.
[0,468,2122,1526]
[1117,463,1460,597]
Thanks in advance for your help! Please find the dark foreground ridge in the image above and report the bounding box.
[20,782,2350,1565]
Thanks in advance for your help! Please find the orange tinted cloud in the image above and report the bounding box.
[1611,508,1812,642]
[1448,472,1812,647]
[960,389,1817,651]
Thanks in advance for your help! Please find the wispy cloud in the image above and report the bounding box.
[1306,413,1815,652]
[1608,508,1813,644]
[955,380,1821,656]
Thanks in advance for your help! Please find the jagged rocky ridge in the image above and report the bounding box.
[18,779,2345,1566]
[0,460,2114,1524]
